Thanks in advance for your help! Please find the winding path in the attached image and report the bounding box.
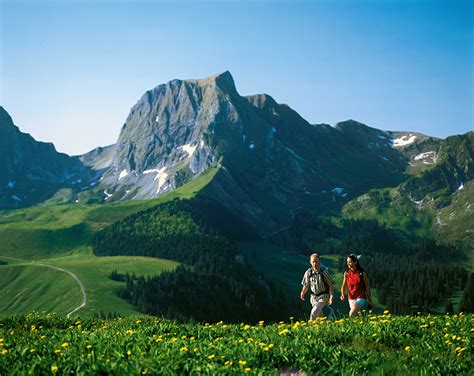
[0,255,87,317]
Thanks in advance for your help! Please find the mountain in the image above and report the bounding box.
[0,72,453,236]
[343,132,474,253]
[0,106,95,208]
[81,72,440,234]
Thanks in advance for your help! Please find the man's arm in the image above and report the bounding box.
[300,284,308,301]
[324,272,334,305]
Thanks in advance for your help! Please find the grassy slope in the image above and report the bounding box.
[0,167,218,317]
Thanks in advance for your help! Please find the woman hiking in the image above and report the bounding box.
[340,254,373,316]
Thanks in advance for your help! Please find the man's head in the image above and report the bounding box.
[309,253,320,271]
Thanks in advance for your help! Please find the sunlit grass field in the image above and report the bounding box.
[0,312,471,375]
[0,168,217,317]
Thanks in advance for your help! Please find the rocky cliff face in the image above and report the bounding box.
[89,72,435,233]
[2,72,451,235]
[0,106,93,208]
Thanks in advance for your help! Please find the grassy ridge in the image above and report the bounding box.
[0,312,471,374]
[0,167,218,316]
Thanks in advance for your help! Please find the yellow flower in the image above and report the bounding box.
[247,338,254,342]
[224,360,233,366]
[259,321,264,326]
[239,360,247,366]
[86,345,92,349]
[181,335,187,339]
[126,329,134,335]
[405,346,411,351]
[208,354,215,359]
[135,320,142,324]
[244,368,251,373]
[243,325,251,330]
[372,333,378,337]
[127,350,132,356]
[279,329,289,335]
[51,365,58,373]
[263,347,270,351]
[61,342,69,348]
[180,347,188,352]
[383,310,389,315]
[30,349,36,353]
[1,349,8,355]
[54,349,61,354]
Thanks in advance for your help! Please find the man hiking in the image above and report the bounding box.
[300,253,334,320]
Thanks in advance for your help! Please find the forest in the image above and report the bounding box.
[92,198,288,323]
[92,198,472,320]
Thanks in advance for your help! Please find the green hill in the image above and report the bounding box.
[0,168,218,317]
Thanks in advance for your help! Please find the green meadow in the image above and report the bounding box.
[0,312,471,375]
[0,168,218,317]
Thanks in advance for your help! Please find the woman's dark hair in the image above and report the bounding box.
[347,254,364,272]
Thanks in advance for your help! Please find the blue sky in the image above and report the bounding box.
[1,0,472,155]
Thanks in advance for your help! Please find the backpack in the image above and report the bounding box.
[308,265,333,297]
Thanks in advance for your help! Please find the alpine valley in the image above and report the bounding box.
[0,72,472,320]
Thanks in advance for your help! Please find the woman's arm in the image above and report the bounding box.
[340,272,347,301]
[363,272,372,303]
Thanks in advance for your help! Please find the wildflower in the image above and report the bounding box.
[1,349,8,355]
[135,320,142,324]
[383,310,389,315]
[30,349,36,353]
[126,329,134,335]
[244,368,252,372]
[61,342,69,348]
[127,350,132,356]
[208,354,215,360]
[239,360,247,366]
[224,360,233,366]
[86,345,92,349]
[181,335,187,339]
[279,329,289,335]
[40,335,46,340]
[247,338,254,342]
[372,333,378,337]
[54,350,61,354]
[51,365,58,373]
[259,321,264,326]
[243,325,251,330]
[263,347,270,351]
[405,346,411,351]
[180,347,188,352]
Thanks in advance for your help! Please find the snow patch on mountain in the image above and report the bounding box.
[118,169,129,181]
[393,134,417,147]
[414,151,437,164]
[181,143,197,157]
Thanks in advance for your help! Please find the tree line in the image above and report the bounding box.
[287,211,472,314]
[93,198,289,323]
